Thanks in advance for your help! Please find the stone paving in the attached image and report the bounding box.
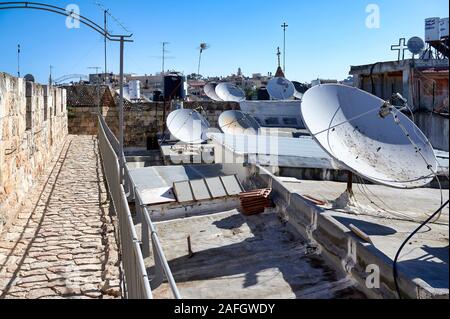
[0,135,121,299]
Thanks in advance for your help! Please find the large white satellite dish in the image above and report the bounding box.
[215,82,246,102]
[267,77,295,100]
[167,109,210,144]
[204,82,223,101]
[218,110,261,135]
[301,84,438,189]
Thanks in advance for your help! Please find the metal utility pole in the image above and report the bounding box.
[281,22,288,74]
[88,66,101,115]
[119,37,125,181]
[49,65,53,85]
[17,44,21,77]
[197,43,210,78]
[104,9,108,84]
[162,42,169,74]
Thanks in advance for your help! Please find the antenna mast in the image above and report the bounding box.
[162,42,169,74]
[104,9,108,84]
[17,44,21,78]
[197,43,209,78]
[281,22,288,74]
[49,65,53,85]
[276,47,281,68]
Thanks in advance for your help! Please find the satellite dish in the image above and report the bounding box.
[292,81,308,100]
[24,74,35,82]
[204,82,223,101]
[407,37,425,55]
[267,77,295,100]
[166,109,210,144]
[215,82,246,102]
[218,110,261,135]
[301,84,437,189]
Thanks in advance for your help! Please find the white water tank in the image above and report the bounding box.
[425,17,441,42]
[440,17,449,38]
[129,80,141,100]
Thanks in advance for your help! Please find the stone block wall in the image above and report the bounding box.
[68,100,239,148]
[0,72,68,232]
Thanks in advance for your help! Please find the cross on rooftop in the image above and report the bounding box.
[391,38,408,61]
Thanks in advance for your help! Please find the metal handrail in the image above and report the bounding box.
[133,185,182,299]
[98,116,152,299]
[98,116,180,299]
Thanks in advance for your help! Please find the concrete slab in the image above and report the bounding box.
[149,210,365,299]
[277,178,449,297]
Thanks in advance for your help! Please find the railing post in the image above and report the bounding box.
[150,238,165,290]
[140,196,151,259]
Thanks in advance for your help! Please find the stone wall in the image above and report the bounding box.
[0,72,68,232]
[68,101,239,148]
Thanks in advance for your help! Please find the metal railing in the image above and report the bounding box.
[128,168,182,299]
[98,116,181,299]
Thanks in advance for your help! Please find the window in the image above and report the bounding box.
[282,118,298,126]
[265,117,280,126]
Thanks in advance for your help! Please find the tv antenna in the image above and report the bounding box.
[95,1,132,81]
[301,84,438,189]
[166,109,210,144]
[215,82,246,102]
[162,42,170,74]
[204,82,223,101]
[267,77,295,100]
[407,36,425,58]
[197,43,210,78]
[219,110,261,135]
[281,22,288,73]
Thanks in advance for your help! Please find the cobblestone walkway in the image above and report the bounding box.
[0,135,121,299]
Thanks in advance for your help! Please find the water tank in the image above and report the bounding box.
[425,17,441,42]
[164,74,186,100]
[257,87,270,100]
[129,80,141,100]
[24,74,35,82]
[153,90,162,102]
[440,17,449,38]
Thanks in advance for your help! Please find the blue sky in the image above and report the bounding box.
[0,0,448,83]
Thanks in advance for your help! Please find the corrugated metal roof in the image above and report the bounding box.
[209,133,341,169]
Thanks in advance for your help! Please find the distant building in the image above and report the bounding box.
[350,59,448,113]
[89,73,120,86]
[311,78,338,87]
[350,58,449,151]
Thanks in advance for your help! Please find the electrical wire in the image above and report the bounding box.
[393,199,449,299]
[391,108,447,221]
[310,107,381,138]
